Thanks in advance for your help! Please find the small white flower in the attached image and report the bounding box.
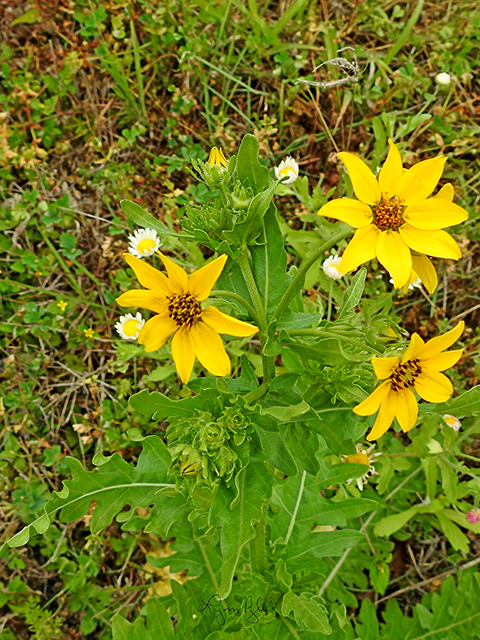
[128,228,161,258]
[342,444,380,491]
[322,255,344,280]
[435,72,451,86]
[275,156,299,184]
[115,312,145,340]
[442,414,461,432]
[389,276,422,290]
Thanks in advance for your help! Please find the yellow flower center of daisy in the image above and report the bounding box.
[137,238,156,254]
[279,167,295,177]
[168,293,202,327]
[389,359,422,392]
[344,452,370,465]
[124,319,140,336]
[372,198,404,232]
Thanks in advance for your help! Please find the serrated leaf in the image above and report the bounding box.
[281,591,331,633]
[2,436,179,551]
[431,385,480,419]
[128,388,206,419]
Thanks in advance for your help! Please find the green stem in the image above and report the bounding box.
[284,470,306,546]
[237,248,276,383]
[249,503,267,575]
[243,383,269,405]
[286,329,384,355]
[210,289,258,323]
[327,277,333,322]
[272,229,352,323]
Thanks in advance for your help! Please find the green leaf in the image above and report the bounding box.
[373,506,420,537]
[2,436,181,551]
[281,591,331,633]
[435,510,470,554]
[255,427,299,477]
[146,597,175,640]
[209,457,274,598]
[10,8,40,25]
[224,183,279,246]
[285,531,365,574]
[128,389,206,419]
[236,134,271,193]
[120,199,187,238]
[337,268,367,322]
[251,207,293,316]
[431,385,480,418]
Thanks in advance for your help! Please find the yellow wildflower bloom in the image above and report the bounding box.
[57,300,68,312]
[318,140,468,289]
[354,321,464,441]
[116,253,258,383]
[83,328,95,339]
[207,147,227,168]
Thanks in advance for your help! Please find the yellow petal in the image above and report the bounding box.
[372,356,400,380]
[202,306,258,337]
[138,314,177,352]
[353,380,391,416]
[376,230,412,288]
[338,152,381,205]
[190,322,231,377]
[411,254,437,294]
[378,139,403,199]
[414,370,453,403]
[395,389,418,433]
[317,198,373,228]
[399,226,462,259]
[396,156,446,204]
[171,326,196,383]
[404,199,468,230]
[434,183,454,201]
[123,253,172,295]
[188,254,228,301]
[158,253,189,293]
[366,390,397,441]
[116,289,168,313]
[401,333,426,363]
[416,321,465,360]
[422,349,463,371]
[339,224,381,274]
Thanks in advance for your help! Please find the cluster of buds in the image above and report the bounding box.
[168,409,252,485]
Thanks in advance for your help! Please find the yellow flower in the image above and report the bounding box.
[207,147,227,168]
[116,252,258,383]
[83,328,95,339]
[354,321,464,441]
[318,140,468,289]
[57,300,68,312]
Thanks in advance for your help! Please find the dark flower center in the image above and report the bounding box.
[389,359,422,392]
[372,199,404,231]
[168,293,202,327]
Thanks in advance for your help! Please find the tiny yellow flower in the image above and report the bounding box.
[116,252,258,383]
[207,147,227,168]
[318,140,468,290]
[57,300,68,312]
[34,269,43,277]
[354,321,464,441]
[83,328,95,339]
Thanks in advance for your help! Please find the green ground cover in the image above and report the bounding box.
[1,0,480,638]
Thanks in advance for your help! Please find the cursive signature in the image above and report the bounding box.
[197,594,269,626]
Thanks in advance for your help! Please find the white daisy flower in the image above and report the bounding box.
[115,312,145,340]
[389,276,422,290]
[127,228,161,258]
[342,444,380,491]
[435,72,451,86]
[441,414,461,432]
[275,156,299,184]
[322,255,344,280]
